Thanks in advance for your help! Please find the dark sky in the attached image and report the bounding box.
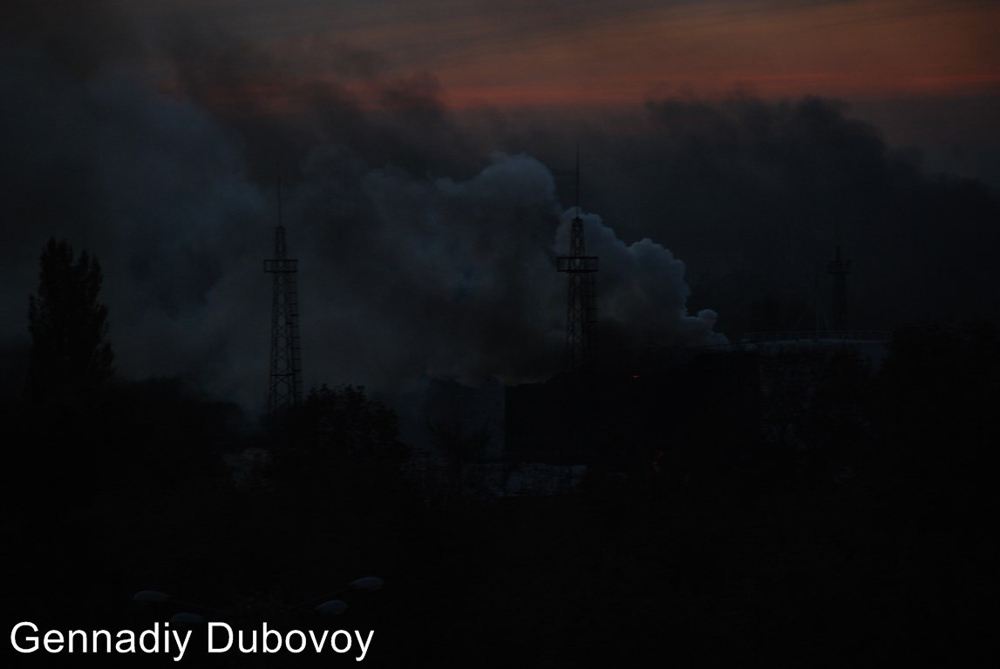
[3,0,999,408]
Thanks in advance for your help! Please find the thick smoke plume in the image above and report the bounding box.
[1,2,724,406]
[290,154,724,390]
[486,97,1000,334]
[4,2,998,406]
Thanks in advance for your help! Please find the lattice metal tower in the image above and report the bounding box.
[828,245,851,331]
[264,186,302,415]
[557,151,598,371]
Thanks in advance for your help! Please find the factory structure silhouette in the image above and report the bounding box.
[264,162,890,497]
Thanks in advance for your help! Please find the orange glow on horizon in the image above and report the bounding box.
[425,0,1000,108]
[168,0,1000,112]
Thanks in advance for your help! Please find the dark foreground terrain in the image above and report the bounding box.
[6,323,997,666]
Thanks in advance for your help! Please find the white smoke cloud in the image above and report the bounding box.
[283,153,724,401]
[561,212,727,348]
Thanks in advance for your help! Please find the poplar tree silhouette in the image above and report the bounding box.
[26,238,114,407]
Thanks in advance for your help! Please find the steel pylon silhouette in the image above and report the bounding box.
[556,151,598,372]
[264,223,302,415]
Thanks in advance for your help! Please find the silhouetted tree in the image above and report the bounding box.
[26,238,113,406]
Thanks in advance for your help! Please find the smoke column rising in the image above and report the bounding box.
[6,1,997,407]
[0,4,724,407]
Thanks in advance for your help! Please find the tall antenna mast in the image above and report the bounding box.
[557,147,598,372]
[264,167,303,416]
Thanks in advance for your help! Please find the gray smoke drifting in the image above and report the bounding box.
[278,152,724,398]
[563,212,723,349]
[5,1,998,407]
[483,97,1000,335]
[0,3,723,407]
